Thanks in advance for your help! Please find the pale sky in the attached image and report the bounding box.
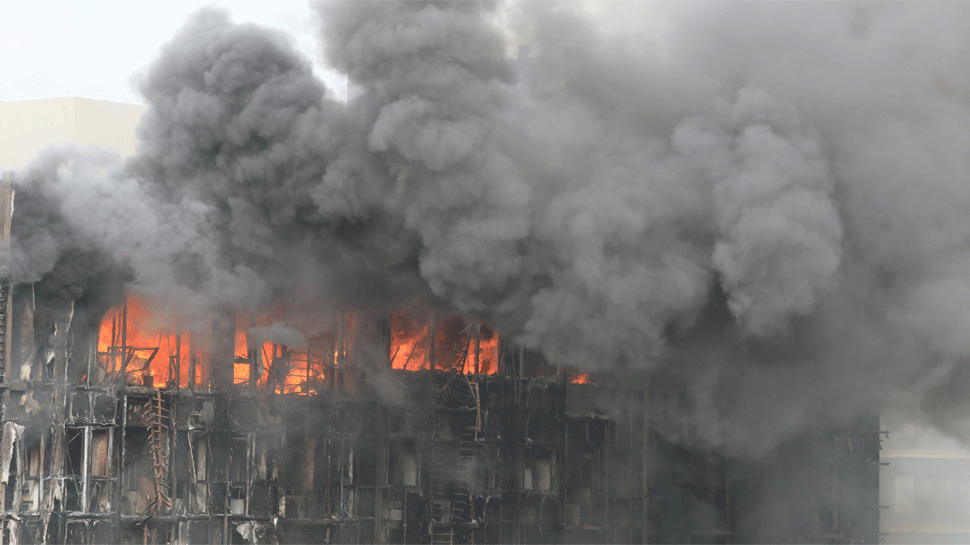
[0,0,347,104]
[0,1,667,105]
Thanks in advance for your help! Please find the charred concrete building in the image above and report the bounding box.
[16,0,962,542]
[0,172,880,545]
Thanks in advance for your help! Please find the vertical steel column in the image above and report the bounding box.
[188,336,197,391]
[473,328,480,375]
[0,172,14,383]
[210,310,235,391]
[119,305,127,380]
[248,317,259,390]
[81,426,91,513]
[115,393,128,544]
[173,332,181,388]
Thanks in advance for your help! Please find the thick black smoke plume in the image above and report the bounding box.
[12,1,970,455]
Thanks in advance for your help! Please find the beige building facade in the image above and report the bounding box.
[0,96,145,170]
[880,412,970,544]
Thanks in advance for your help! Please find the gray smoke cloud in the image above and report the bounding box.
[14,1,970,455]
[247,322,306,351]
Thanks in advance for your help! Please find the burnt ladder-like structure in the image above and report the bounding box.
[451,376,481,533]
[147,390,172,516]
[431,373,480,545]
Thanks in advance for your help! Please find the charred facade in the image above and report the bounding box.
[0,176,880,544]
[0,294,881,538]
[14,0,970,541]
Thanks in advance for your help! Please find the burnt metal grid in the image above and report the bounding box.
[0,306,880,544]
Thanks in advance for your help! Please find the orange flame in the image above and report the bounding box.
[460,324,499,375]
[568,370,590,384]
[390,310,431,370]
[98,296,190,388]
[233,326,248,385]
[389,309,499,374]
[103,298,499,392]
[233,326,271,388]
[232,309,353,394]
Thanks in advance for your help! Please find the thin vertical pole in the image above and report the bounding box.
[249,316,258,390]
[428,316,436,372]
[188,335,197,391]
[174,332,181,388]
[119,304,128,381]
[81,426,91,513]
[474,325,480,375]
[110,314,117,376]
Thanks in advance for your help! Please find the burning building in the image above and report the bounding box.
[0,161,881,543]
[0,212,881,543]
[10,1,970,543]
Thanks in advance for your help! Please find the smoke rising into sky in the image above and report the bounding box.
[12,1,970,455]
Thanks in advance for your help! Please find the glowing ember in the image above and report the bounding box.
[568,371,590,384]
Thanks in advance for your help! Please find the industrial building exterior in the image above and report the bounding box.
[0,283,881,544]
[0,97,883,544]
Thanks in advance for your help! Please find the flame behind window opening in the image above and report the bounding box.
[389,309,499,374]
[389,309,432,370]
[233,309,354,395]
[463,323,499,375]
[233,316,273,389]
[98,296,191,388]
[101,299,499,391]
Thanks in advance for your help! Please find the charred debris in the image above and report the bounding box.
[0,174,879,545]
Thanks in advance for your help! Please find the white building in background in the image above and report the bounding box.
[0,95,144,170]
[880,413,970,544]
